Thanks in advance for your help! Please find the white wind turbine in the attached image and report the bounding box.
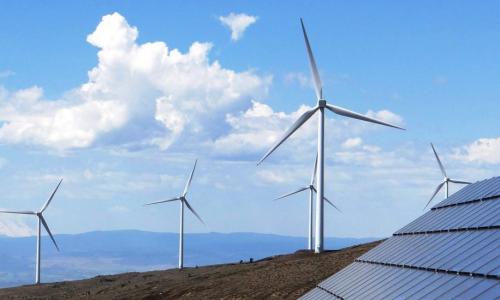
[258,19,404,253]
[145,159,204,269]
[424,143,471,209]
[0,179,62,284]
[274,154,341,250]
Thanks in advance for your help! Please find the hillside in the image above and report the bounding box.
[0,230,378,287]
[0,241,380,299]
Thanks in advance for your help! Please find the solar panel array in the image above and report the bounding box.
[301,176,500,299]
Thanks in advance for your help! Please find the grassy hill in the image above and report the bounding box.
[0,240,380,299]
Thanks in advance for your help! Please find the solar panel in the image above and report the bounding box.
[302,262,500,299]
[301,177,500,299]
[434,176,500,208]
[395,199,500,234]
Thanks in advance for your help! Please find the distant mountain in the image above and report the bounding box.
[0,230,379,288]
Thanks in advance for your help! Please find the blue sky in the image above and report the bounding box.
[0,1,499,239]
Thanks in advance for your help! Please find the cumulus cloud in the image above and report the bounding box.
[212,100,316,156]
[212,100,404,160]
[219,13,258,41]
[0,218,34,237]
[0,12,270,151]
[366,110,404,127]
[342,137,362,149]
[453,138,500,164]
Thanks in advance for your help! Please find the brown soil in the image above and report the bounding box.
[0,241,380,299]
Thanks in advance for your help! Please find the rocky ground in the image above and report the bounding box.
[0,241,380,299]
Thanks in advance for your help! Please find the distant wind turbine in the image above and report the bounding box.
[145,160,204,269]
[257,19,404,253]
[424,143,471,209]
[0,179,62,284]
[274,154,341,250]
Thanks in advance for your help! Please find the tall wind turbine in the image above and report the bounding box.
[424,143,471,209]
[145,159,204,269]
[257,19,404,253]
[0,179,62,284]
[274,155,341,250]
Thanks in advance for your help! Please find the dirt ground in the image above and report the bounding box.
[0,241,380,299]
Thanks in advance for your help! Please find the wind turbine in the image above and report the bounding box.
[274,155,341,250]
[257,19,404,253]
[145,159,204,269]
[0,179,62,284]
[424,143,471,209]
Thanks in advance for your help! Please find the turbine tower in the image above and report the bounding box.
[0,179,62,284]
[145,159,204,269]
[274,155,341,250]
[257,19,404,253]
[424,143,471,209]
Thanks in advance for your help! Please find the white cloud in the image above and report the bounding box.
[0,12,270,151]
[212,100,404,160]
[257,169,290,184]
[366,110,404,127]
[453,137,500,164]
[284,72,312,88]
[219,13,258,41]
[0,217,34,237]
[342,137,362,149]
[212,100,315,156]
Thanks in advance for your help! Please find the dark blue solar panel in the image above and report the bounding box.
[396,199,500,234]
[434,176,500,208]
[302,178,500,299]
[359,230,500,276]
[300,262,500,300]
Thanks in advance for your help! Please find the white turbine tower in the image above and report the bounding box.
[424,143,471,209]
[0,179,62,284]
[258,19,404,253]
[145,159,204,269]
[274,155,341,250]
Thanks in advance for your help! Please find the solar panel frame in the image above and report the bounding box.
[395,200,500,234]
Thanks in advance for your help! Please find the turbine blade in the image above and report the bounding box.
[41,178,63,213]
[183,159,197,197]
[323,196,342,213]
[430,143,447,178]
[144,197,181,206]
[257,107,318,165]
[424,181,445,210]
[0,210,36,215]
[325,103,405,130]
[310,152,318,186]
[449,179,471,185]
[300,18,322,100]
[274,187,309,201]
[39,216,59,251]
[183,199,205,225]
[311,186,342,213]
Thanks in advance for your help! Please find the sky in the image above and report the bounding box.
[0,0,499,239]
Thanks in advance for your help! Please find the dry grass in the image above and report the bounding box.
[0,241,381,299]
